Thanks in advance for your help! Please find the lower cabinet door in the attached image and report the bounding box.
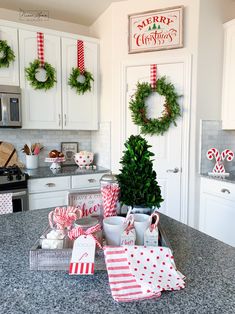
[29,191,68,210]
[199,192,235,247]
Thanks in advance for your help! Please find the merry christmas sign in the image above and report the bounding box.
[128,6,183,54]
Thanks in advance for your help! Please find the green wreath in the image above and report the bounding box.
[129,76,181,135]
[0,40,15,68]
[68,67,94,95]
[25,59,56,90]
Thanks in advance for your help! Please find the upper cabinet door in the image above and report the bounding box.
[62,37,98,130]
[19,29,61,129]
[222,21,235,129]
[0,26,19,86]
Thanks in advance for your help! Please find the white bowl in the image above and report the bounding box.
[74,151,94,166]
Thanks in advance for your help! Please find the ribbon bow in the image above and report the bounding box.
[68,223,102,249]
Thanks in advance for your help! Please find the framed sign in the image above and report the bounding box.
[68,189,102,217]
[128,6,183,54]
[61,142,78,165]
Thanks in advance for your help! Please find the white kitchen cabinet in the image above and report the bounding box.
[19,29,62,129]
[28,172,106,210]
[28,176,71,210]
[221,19,235,129]
[199,177,235,247]
[61,37,98,130]
[71,173,104,190]
[0,26,19,85]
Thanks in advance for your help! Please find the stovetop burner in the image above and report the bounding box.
[0,165,28,191]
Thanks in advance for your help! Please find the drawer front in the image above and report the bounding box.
[71,173,104,189]
[201,178,235,201]
[28,176,71,194]
[29,191,68,210]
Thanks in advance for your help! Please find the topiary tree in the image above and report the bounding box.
[116,135,163,210]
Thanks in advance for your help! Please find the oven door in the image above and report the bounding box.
[0,189,29,212]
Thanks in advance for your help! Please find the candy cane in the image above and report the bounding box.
[221,149,234,162]
[49,206,82,230]
[150,212,160,232]
[207,148,225,173]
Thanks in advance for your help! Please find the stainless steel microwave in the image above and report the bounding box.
[0,85,21,128]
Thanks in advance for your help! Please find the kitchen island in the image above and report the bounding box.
[0,209,234,314]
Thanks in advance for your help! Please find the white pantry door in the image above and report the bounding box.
[124,60,188,222]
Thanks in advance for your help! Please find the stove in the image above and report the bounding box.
[0,165,29,212]
[0,165,28,191]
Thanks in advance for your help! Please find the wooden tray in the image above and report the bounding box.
[30,224,171,271]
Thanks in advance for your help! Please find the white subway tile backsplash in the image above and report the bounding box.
[200,120,235,174]
[0,129,91,167]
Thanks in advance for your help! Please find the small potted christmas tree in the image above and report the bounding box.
[116,135,163,214]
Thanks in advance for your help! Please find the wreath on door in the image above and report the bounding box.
[129,75,181,136]
[0,40,15,68]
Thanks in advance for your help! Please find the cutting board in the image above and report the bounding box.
[0,141,24,168]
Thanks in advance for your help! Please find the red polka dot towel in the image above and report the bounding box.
[104,245,185,302]
[0,193,13,215]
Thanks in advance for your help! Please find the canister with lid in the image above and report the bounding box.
[100,172,120,217]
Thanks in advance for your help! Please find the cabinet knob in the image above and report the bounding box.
[45,183,56,187]
[221,188,230,194]
[166,167,180,173]
[88,178,96,183]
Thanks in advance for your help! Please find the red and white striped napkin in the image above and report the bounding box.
[0,193,13,215]
[104,246,185,302]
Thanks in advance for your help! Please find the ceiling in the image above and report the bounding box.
[0,0,126,26]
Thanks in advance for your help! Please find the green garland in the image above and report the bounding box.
[25,59,56,90]
[129,76,181,135]
[68,67,94,95]
[0,40,15,68]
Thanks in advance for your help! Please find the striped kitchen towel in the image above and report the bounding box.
[0,193,13,215]
[104,246,185,302]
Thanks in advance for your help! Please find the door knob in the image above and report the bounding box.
[166,167,180,173]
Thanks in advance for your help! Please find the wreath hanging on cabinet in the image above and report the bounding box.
[25,32,56,91]
[0,40,15,68]
[129,76,181,136]
[68,67,94,95]
[68,39,94,95]
[25,59,56,90]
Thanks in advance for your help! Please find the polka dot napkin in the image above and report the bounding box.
[104,246,185,302]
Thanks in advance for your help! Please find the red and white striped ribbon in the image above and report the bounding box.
[69,262,94,275]
[150,64,157,89]
[37,32,45,67]
[77,40,85,74]
[101,184,120,218]
[68,223,102,249]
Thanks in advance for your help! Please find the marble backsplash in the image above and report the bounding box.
[0,122,111,169]
[200,120,235,174]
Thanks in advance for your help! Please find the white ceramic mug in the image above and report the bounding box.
[103,216,125,246]
[133,213,150,245]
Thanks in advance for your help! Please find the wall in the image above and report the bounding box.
[0,8,90,36]
[90,0,200,227]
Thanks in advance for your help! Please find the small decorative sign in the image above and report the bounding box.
[128,6,183,54]
[61,142,78,165]
[68,190,102,217]
[69,235,96,275]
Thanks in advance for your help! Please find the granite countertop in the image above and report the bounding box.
[1,209,235,313]
[25,165,109,179]
[200,173,235,184]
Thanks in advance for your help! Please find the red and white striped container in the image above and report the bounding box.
[100,173,120,218]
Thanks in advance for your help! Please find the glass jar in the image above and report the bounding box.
[74,217,102,246]
[100,172,120,217]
